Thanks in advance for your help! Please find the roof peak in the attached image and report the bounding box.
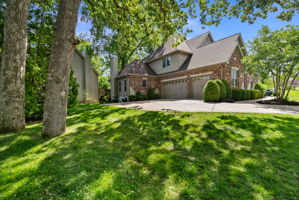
[186,31,211,42]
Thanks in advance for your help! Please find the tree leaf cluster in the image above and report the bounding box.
[242,25,299,100]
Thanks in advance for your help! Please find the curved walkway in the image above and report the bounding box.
[107,98,299,114]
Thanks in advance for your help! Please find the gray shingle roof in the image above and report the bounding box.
[117,59,157,78]
[185,31,213,51]
[186,33,241,70]
[144,37,192,63]
[117,32,243,78]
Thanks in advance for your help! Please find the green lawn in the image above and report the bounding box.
[1,105,299,200]
[289,89,299,101]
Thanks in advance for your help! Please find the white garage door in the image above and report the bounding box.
[192,76,211,99]
[162,79,188,99]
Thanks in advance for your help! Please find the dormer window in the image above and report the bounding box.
[162,56,171,68]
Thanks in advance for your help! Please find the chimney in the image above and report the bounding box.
[110,56,118,100]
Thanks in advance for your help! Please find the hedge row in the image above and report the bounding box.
[232,88,262,101]
[129,88,160,101]
[203,80,263,102]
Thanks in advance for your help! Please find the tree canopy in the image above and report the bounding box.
[82,0,299,70]
[82,0,189,69]
[242,25,299,101]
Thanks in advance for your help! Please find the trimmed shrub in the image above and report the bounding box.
[249,90,255,99]
[147,88,155,99]
[129,95,136,101]
[232,88,242,101]
[215,80,226,101]
[142,94,148,100]
[68,70,79,108]
[135,91,142,101]
[203,80,220,102]
[254,83,264,98]
[256,90,261,99]
[241,89,248,100]
[154,93,161,99]
[221,79,232,99]
[247,90,251,100]
[122,97,128,102]
[112,97,119,103]
[254,89,260,99]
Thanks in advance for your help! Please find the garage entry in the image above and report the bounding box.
[161,79,187,99]
[192,76,211,99]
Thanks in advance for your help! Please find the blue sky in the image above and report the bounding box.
[76,11,299,44]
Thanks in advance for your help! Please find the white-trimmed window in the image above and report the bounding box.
[162,56,171,68]
[231,68,239,87]
[142,79,147,88]
[124,79,127,91]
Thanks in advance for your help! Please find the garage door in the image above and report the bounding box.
[162,79,187,99]
[192,76,210,99]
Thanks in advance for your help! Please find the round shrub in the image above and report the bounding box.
[135,91,142,101]
[154,93,161,99]
[215,80,226,101]
[241,89,248,100]
[147,88,155,99]
[203,80,220,102]
[232,88,242,101]
[129,95,136,101]
[221,79,231,99]
[254,83,264,98]
[256,90,261,99]
[253,89,260,99]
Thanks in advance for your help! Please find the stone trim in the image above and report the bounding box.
[161,76,188,82]
[190,71,213,78]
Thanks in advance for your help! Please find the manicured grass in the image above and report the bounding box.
[288,89,299,101]
[1,105,299,200]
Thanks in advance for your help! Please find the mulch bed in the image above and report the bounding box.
[257,100,299,106]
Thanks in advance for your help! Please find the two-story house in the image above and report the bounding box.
[110,31,257,101]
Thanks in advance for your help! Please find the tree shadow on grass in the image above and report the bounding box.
[1,106,299,200]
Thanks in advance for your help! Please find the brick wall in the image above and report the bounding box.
[128,75,160,95]
[224,48,258,89]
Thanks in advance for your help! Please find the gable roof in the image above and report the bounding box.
[117,59,157,78]
[185,31,214,51]
[117,32,244,78]
[185,33,241,70]
[145,37,192,63]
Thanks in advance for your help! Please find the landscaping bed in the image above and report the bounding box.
[257,99,299,105]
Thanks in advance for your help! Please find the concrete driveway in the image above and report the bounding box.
[107,99,299,114]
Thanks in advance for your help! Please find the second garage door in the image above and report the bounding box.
[161,79,187,99]
[192,76,210,99]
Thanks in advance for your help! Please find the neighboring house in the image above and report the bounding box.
[110,31,257,101]
[72,50,99,104]
[290,79,299,87]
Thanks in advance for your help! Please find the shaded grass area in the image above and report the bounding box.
[289,89,299,101]
[0,105,299,200]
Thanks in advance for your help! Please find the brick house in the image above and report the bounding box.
[110,31,257,101]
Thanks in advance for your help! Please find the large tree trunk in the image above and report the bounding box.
[0,0,30,133]
[42,0,81,137]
